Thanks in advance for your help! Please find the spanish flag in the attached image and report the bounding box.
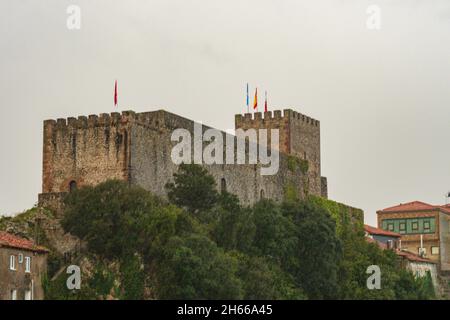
[253,88,258,110]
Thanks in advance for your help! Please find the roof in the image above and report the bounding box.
[364,224,401,238]
[0,232,49,253]
[365,236,387,249]
[396,250,436,264]
[378,201,450,214]
[364,233,435,264]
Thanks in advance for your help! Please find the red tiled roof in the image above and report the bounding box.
[0,232,49,253]
[396,250,436,264]
[378,201,450,214]
[364,224,401,238]
[365,236,387,249]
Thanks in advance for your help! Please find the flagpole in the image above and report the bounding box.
[246,83,249,114]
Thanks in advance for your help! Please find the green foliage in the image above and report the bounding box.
[47,251,65,278]
[336,221,436,300]
[43,270,98,300]
[251,200,297,266]
[166,164,219,214]
[284,183,299,203]
[282,200,342,299]
[308,195,364,238]
[62,180,193,260]
[156,234,243,299]
[53,167,435,300]
[287,156,309,174]
[234,253,305,300]
[120,254,145,300]
[211,198,255,253]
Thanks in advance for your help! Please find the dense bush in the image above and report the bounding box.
[51,164,435,300]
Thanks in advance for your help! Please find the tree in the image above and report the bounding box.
[251,200,297,268]
[62,180,193,260]
[211,192,255,252]
[155,234,243,299]
[165,164,219,214]
[282,199,342,299]
[233,253,305,300]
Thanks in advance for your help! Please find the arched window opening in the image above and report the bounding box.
[260,189,265,199]
[69,180,77,193]
[221,178,227,193]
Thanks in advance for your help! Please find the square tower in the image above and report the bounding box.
[235,109,326,197]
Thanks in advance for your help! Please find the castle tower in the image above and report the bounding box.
[235,109,327,197]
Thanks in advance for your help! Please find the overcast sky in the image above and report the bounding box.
[1,0,450,226]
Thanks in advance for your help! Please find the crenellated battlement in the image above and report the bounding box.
[39,107,328,212]
[44,111,138,131]
[235,109,319,127]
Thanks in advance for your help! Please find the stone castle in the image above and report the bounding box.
[38,109,327,211]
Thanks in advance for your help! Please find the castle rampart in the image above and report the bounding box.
[39,109,327,212]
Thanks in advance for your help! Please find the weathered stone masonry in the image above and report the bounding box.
[39,109,328,212]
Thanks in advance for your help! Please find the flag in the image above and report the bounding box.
[246,83,249,112]
[264,91,268,112]
[114,80,118,107]
[253,88,258,110]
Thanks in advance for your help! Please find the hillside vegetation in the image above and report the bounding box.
[1,164,435,299]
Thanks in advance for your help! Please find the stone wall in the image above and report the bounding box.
[130,110,309,205]
[439,213,450,271]
[40,108,326,210]
[42,112,133,194]
[235,109,325,197]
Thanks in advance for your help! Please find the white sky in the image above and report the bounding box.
[1,0,450,226]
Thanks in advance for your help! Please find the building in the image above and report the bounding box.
[38,109,328,213]
[364,224,438,288]
[364,224,401,249]
[377,201,450,271]
[0,231,49,300]
[397,250,438,286]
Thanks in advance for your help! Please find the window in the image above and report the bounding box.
[24,290,32,301]
[431,246,440,255]
[260,189,265,200]
[399,222,406,233]
[424,220,431,231]
[69,180,77,192]
[412,221,419,231]
[18,253,23,264]
[387,223,394,231]
[386,240,394,249]
[220,178,226,193]
[11,290,17,300]
[25,256,31,273]
[418,247,427,256]
[9,255,16,270]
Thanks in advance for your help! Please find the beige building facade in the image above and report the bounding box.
[377,201,450,271]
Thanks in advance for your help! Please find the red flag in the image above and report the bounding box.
[264,91,268,112]
[114,80,118,106]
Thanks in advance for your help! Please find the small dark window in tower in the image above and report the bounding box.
[69,181,77,193]
[260,189,265,199]
[221,178,227,193]
[303,151,307,160]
